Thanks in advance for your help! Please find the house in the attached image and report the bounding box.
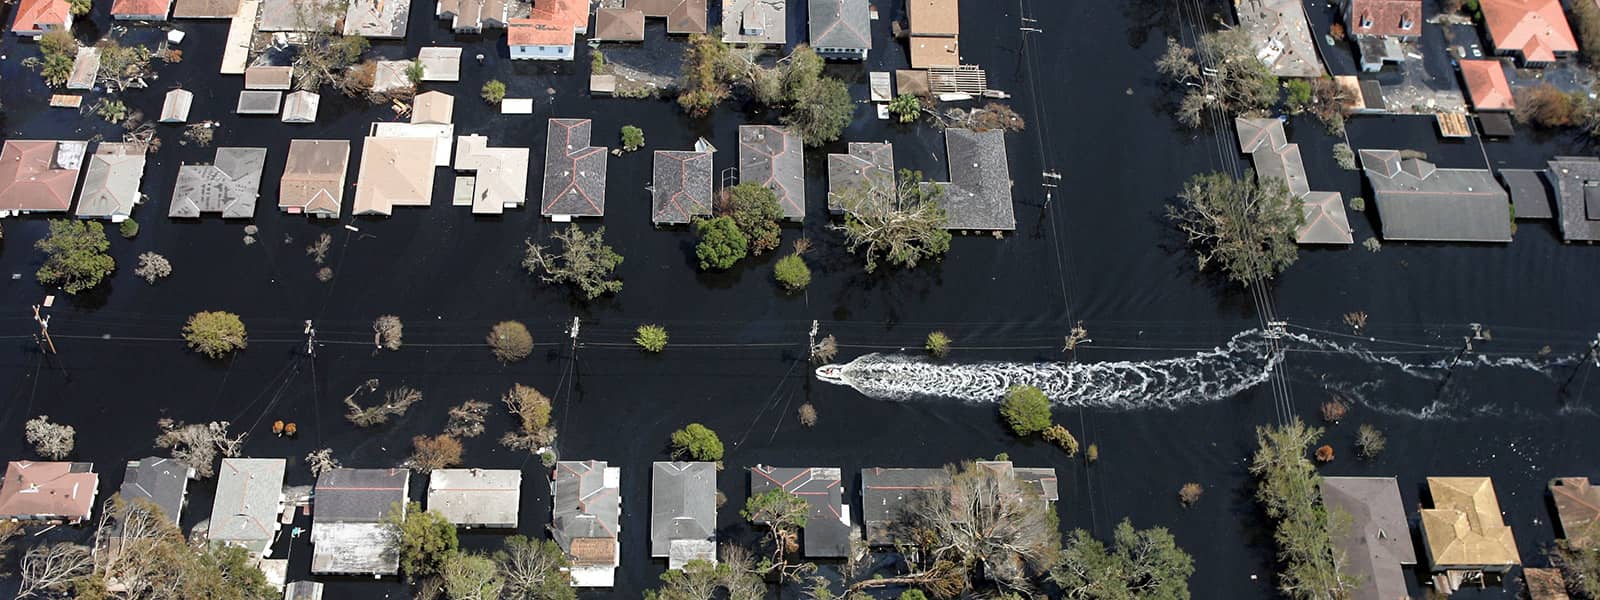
[933,129,1015,231]
[1358,149,1511,242]
[509,0,588,60]
[436,0,508,33]
[258,0,338,30]
[0,140,87,215]
[119,457,193,526]
[1344,0,1419,71]
[161,89,194,123]
[172,0,238,18]
[627,0,706,34]
[1418,477,1520,572]
[281,91,320,124]
[595,8,645,42]
[827,142,894,214]
[738,125,804,221]
[1498,168,1554,220]
[1236,0,1325,77]
[650,150,713,225]
[310,468,408,576]
[427,468,522,528]
[412,91,455,125]
[0,461,98,524]
[1525,568,1571,600]
[343,0,410,37]
[454,134,530,214]
[1320,477,1418,600]
[551,460,621,587]
[371,60,414,94]
[907,0,958,68]
[1480,0,1576,65]
[1459,59,1515,111]
[353,136,438,216]
[861,462,1055,547]
[11,0,70,35]
[66,47,100,91]
[809,0,870,60]
[1550,478,1600,548]
[284,581,324,600]
[1236,117,1351,244]
[75,142,148,222]
[651,462,716,569]
[170,147,267,219]
[280,140,349,218]
[723,0,787,45]
[236,90,284,115]
[417,47,462,81]
[542,118,608,219]
[111,0,173,20]
[208,458,286,558]
[370,122,455,165]
[749,465,851,557]
[1545,156,1600,241]
[244,66,293,90]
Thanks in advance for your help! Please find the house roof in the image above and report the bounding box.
[542,118,608,217]
[551,461,621,566]
[342,0,410,37]
[171,0,238,18]
[827,142,894,213]
[1237,117,1289,154]
[436,0,508,31]
[412,91,455,125]
[244,65,293,90]
[907,0,958,36]
[1359,149,1512,242]
[418,47,462,81]
[1346,0,1419,38]
[353,136,437,216]
[627,0,706,34]
[1525,568,1570,600]
[1550,478,1600,548]
[860,467,947,546]
[1320,477,1418,600]
[371,60,413,93]
[111,0,172,17]
[595,8,645,41]
[161,89,194,123]
[1544,156,1600,241]
[509,0,584,47]
[1298,191,1353,244]
[208,458,286,555]
[310,522,402,575]
[1481,0,1576,62]
[427,468,522,527]
[0,461,97,522]
[1460,59,1514,111]
[909,35,960,68]
[738,125,804,220]
[280,140,350,217]
[120,457,191,526]
[170,147,266,219]
[314,468,408,524]
[369,122,454,165]
[0,140,86,213]
[651,150,713,224]
[1498,168,1553,219]
[76,142,148,220]
[258,0,338,30]
[809,0,871,51]
[937,128,1015,230]
[1011,466,1060,502]
[282,90,320,123]
[67,48,100,91]
[650,462,716,562]
[722,0,788,44]
[1420,476,1520,569]
[454,135,530,214]
[750,465,851,557]
[12,0,70,32]
[236,90,284,114]
[284,581,324,600]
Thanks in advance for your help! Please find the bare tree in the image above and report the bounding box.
[24,415,75,460]
[1156,30,1278,128]
[17,543,91,598]
[133,252,172,284]
[522,225,624,300]
[305,233,332,264]
[373,315,403,350]
[809,334,837,364]
[499,384,556,452]
[306,448,341,476]
[446,400,490,438]
[832,170,951,273]
[346,385,422,427]
[152,420,244,478]
[90,497,184,599]
[494,535,570,599]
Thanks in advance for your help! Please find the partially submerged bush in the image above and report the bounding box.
[1179,482,1204,507]
[797,403,817,427]
[183,311,247,358]
[670,423,724,462]
[1042,424,1080,456]
[487,321,533,363]
[25,415,75,460]
[410,434,463,473]
[773,254,811,292]
[926,331,952,357]
[1355,424,1386,459]
[373,315,403,350]
[134,252,171,284]
[1001,385,1052,437]
[635,324,668,352]
[445,400,490,438]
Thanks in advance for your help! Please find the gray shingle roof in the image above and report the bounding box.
[1298,191,1353,244]
[120,456,191,526]
[550,461,620,556]
[937,128,1015,230]
[809,0,871,51]
[750,465,851,557]
[1545,156,1600,241]
[739,125,805,220]
[650,462,716,562]
[651,150,713,225]
[208,458,285,557]
[1499,168,1553,219]
[860,467,945,546]
[1320,477,1418,600]
[314,468,408,523]
[170,147,266,219]
[827,142,893,214]
[75,142,146,220]
[542,119,609,217]
[427,468,521,528]
[1359,149,1511,242]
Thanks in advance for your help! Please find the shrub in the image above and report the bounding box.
[410,434,463,473]
[635,324,668,352]
[539,450,557,467]
[35,220,115,294]
[1086,443,1100,463]
[1362,236,1381,252]
[1332,144,1356,171]
[119,219,140,238]
[481,79,506,104]
[797,403,817,427]
[1355,424,1386,459]
[670,423,724,461]
[183,311,247,358]
[1315,444,1335,463]
[1179,482,1204,507]
[405,59,425,84]
[1000,385,1052,437]
[69,0,90,16]
[487,321,533,363]
[925,331,952,357]
[1348,196,1365,212]
[620,125,644,152]
[773,254,811,292]
[1042,424,1079,456]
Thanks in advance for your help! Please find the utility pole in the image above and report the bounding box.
[1041,170,1060,208]
[1561,333,1600,392]
[302,320,317,356]
[569,317,581,353]
[31,305,56,355]
[808,320,818,355]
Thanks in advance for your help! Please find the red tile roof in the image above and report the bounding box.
[1347,0,1420,38]
[110,0,172,17]
[508,0,584,46]
[1481,0,1577,63]
[0,140,83,212]
[11,0,70,33]
[1460,59,1515,111]
[0,461,97,523]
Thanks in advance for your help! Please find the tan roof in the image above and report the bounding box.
[161,89,194,122]
[454,135,529,214]
[411,91,455,125]
[594,7,645,41]
[0,461,97,523]
[1525,567,1571,600]
[628,0,707,34]
[907,0,957,36]
[0,140,86,213]
[171,0,238,18]
[281,140,350,217]
[1551,478,1600,548]
[1419,477,1520,569]
[353,136,437,216]
[568,537,616,566]
[909,36,960,68]
[244,65,293,90]
[1460,59,1514,111]
[1481,0,1576,62]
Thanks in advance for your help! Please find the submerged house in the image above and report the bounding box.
[1460,59,1515,112]
[343,0,410,38]
[279,140,350,218]
[10,0,71,36]
[0,461,98,524]
[723,0,787,45]
[161,89,194,123]
[1544,156,1600,242]
[75,142,148,222]
[827,142,894,214]
[542,118,608,219]
[1358,149,1511,242]
[1343,0,1419,71]
[436,0,507,33]
[120,457,194,525]
[809,0,870,60]
[628,0,706,34]
[353,136,438,216]
[651,462,716,569]
[1419,477,1519,573]
[508,0,588,60]
[112,0,173,20]
[1236,117,1351,244]
[861,462,1056,547]
[1480,0,1575,66]
[428,468,522,528]
[454,134,530,214]
[931,129,1015,231]
[1550,478,1600,547]
[650,150,713,225]
[170,147,266,219]
[1320,477,1418,600]
[907,0,959,68]
[749,465,851,557]
[738,125,805,221]
[0,140,87,216]
[310,468,409,576]
[208,458,286,558]
[551,460,621,587]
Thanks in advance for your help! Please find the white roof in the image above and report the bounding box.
[370,122,454,165]
[427,469,522,526]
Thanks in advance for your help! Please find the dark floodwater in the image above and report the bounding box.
[0,0,1598,597]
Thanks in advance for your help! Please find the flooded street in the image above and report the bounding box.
[0,0,1598,597]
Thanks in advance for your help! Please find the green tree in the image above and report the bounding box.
[1250,420,1358,599]
[1283,79,1312,110]
[188,544,278,600]
[42,53,74,87]
[925,331,952,357]
[635,324,668,352]
[889,93,922,123]
[405,59,425,84]
[1168,171,1302,285]
[36,219,114,294]
[390,502,459,581]
[694,216,748,270]
[773,254,810,291]
[620,125,645,151]
[670,423,724,461]
[723,182,783,254]
[441,551,504,600]
[1000,385,1052,436]
[677,34,732,117]
[183,311,247,358]
[1053,519,1194,600]
[481,79,506,104]
[783,77,855,146]
[523,225,624,300]
[69,0,91,16]
[119,218,140,238]
[834,170,951,272]
[39,30,76,59]
[743,487,809,564]
[494,536,574,600]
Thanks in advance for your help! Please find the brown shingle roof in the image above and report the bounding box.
[568,537,616,566]
[353,136,437,216]
[907,0,957,36]
[280,140,350,217]
[1551,478,1600,548]
[171,0,238,18]
[628,0,707,34]
[594,7,645,41]
[0,140,86,213]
